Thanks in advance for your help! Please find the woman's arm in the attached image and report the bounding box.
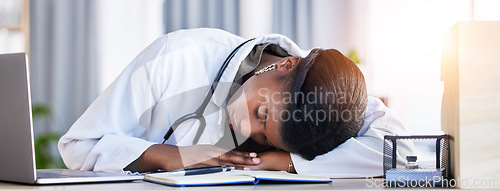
[241,150,295,173]
[138,144,261,172]
[59,29,250,172]
[57,35,174,172]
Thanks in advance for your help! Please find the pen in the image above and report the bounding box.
[165,165,235,176]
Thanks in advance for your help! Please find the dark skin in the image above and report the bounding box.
[137,52,300,173]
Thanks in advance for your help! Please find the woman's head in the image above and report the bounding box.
[226,48,367,160]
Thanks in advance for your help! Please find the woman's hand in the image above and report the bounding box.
[137,144,260,172]
[242,150,295,173]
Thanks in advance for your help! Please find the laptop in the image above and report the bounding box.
[0,53,143,184]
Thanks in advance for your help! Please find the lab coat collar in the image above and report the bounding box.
[211,34,310,107]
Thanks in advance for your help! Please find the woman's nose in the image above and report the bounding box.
[240,118,252,138]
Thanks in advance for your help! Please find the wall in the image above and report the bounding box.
[96,0,163,92]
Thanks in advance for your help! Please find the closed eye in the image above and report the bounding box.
[255,105,273,147]
[254,105,268,123]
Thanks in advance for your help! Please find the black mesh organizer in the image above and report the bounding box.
[383,135,450,187]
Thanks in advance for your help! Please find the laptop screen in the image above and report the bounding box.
[0,53,37,184]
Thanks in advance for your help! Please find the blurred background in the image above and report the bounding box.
[1,0,500,168]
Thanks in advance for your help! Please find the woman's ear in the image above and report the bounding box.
[276,56,301,72]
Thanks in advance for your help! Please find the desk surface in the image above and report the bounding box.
[0,178,390,190]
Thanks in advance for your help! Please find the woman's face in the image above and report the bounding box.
[225,56,300,151]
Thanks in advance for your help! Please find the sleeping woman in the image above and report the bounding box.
[58,28,411,178]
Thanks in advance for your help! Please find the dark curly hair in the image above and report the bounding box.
[279,49,368,160]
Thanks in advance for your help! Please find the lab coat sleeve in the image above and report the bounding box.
[57,35,170,172]
[290,97,412,178]
[58,28,245,173]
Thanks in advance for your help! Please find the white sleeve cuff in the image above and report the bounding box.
[81,134,155,172]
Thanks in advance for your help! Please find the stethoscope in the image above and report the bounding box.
[162,38,256,145]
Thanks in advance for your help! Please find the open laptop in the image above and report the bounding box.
[0,53,143,184]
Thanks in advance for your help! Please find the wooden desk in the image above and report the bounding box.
[0,178,388,190]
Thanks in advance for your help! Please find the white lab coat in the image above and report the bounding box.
[58,28,411,178]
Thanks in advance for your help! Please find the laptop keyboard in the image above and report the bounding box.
[33,169,143,184]
[37,171,75,178]
[36,169,135,179]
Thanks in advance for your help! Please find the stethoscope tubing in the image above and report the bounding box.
[162,38,256,145]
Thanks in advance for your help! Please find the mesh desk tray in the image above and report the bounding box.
[383,135,450,187]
